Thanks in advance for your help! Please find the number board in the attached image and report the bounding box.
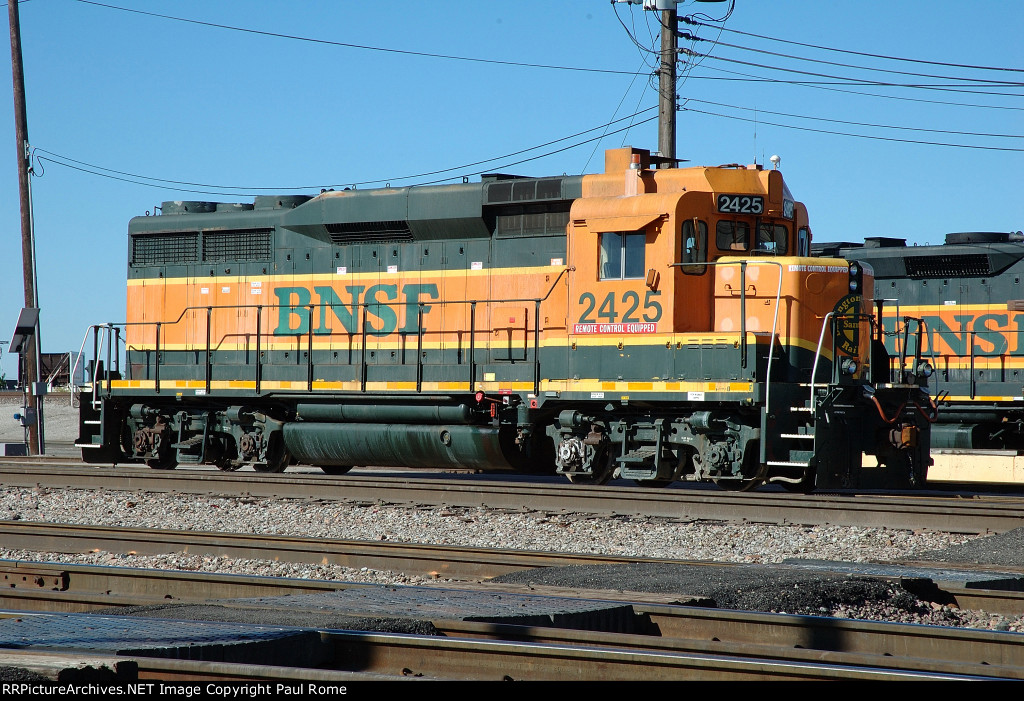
[716,194,764,215]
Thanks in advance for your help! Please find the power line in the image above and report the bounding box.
[74,0,643,77]
[682,17,1024,73]
[691,51,1024,97]
[684,63,1024,112]
[686,98,1023,139]
[681,105,1024,152]
[35,112,659,196]
[583,60,651,173]
[681,34,1024,87]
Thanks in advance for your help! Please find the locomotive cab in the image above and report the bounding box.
[554,148,930,489]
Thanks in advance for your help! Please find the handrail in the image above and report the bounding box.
[306,304,314,392]
[806,311,880,405]
[416,303,424,393]
[74,324,126,404]
[70,325,97,399]
[98,267,573,333]
[533,299,541,395]
[671,259,784,413]
[89,269,572,396]
[808,311,835,411]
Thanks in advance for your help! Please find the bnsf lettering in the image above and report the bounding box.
[881,312,1022,356]
[273,283,439,336]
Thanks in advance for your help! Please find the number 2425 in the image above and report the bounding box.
[578,290,662,323]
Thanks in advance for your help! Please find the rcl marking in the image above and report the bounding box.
[573,322,657,334]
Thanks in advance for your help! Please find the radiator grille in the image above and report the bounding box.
[326,220,414,244]
[131,232,198,265]
[905,253,991,278]
[202,229,272,261]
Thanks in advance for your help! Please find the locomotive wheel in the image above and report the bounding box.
[634,479,672,488]
[566,470,614,485]
[252,462,285,473]
[252,452,290,473]
[252,432,290,473]
[319,465,353,475]
[146,452,177,470]
[565,445,615,485]
[713,448,766,492]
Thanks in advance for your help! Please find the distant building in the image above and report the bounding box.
[14,352,84,390]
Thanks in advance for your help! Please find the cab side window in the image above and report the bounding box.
[600,231,645,280]
[797,227,811,256]
[755,223,789,255]
[716,220,749,252]
[681,219,708,274]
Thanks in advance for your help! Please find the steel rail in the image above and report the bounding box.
[5,558,1024,617]
[0,462,1022,534]
[434,619,1024,680]
[0,628,990,682]
[1,563,1022,680]
[0,520,705,578]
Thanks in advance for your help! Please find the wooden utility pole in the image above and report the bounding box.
[658,5,677,162]
[8,0,43,454]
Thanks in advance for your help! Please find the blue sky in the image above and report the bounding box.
[0,0,1022,380]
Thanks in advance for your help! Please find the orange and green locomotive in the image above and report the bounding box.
[77,148,934,490]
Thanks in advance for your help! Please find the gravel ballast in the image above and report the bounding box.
[3,395,1024,633]
[1,485,1023,632]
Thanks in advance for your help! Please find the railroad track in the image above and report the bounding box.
[2,462,1023,534]
[2,556,1024,679]
[0,561,1021,681]
[2,520,1023,615]
[0,629,997,682]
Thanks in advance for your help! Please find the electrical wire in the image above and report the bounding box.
[613,1,660,69]
[684,35,1024,86]
[35,111,659,196]
[582,59,651,173]
[685,0,734,24]
[683,62,1024,111]
[681,105,1024,152]
[682,17,1024,74]
[73,0,644,77]
[693,51,1024,96]
[677,0,732,82]
[686,98,1023,139]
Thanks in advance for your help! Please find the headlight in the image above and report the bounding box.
[842,358,859,376]
[916,361,933,378]
[848,262,862,292]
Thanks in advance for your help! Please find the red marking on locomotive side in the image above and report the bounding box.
[573,322,657,334]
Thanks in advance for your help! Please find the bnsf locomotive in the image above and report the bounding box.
[77,148,934,491]
[820,232,1024,452]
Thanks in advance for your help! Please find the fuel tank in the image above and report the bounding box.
[282,422,516,471]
